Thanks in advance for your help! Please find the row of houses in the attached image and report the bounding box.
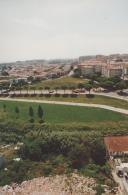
[78,60,128,78]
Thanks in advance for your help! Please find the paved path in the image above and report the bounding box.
[0,97,128,115]
[93,92,128,102]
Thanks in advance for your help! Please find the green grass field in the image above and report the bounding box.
[0,100,127,124]
[28,76,87,89]
[17,94,128,110]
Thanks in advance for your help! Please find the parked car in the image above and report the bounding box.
[117,170,123,178]
[124,172,128,180]
[49,90,55,94]
[73,90,79,93]
[73,89,85,93]
[2,89,10,93]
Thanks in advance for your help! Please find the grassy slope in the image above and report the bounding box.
[28,76,87,89]
[0,100,127,124]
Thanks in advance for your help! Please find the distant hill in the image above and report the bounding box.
[79,53,128,63]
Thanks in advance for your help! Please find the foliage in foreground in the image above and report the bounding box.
[0,121,125,186]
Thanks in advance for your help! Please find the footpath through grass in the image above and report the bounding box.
[0,100,127,124]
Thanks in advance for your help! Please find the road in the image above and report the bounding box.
[3,89,128,102]
[0,97,128,115]
[112,171,128,195]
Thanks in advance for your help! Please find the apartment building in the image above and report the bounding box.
[102,65,123,77]
[79,59,128,78]
[79,60,103,77]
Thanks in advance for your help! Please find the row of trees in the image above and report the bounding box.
[3,104,44,123]
[0,76,127,95]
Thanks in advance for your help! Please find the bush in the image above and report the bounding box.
[62,94,69,97]
[94,184,105,195]
[54,94,60,97]
[86,94,95,98]
[0,156,5,169]
[70,94,78,98]
[39,94,44,97]
[31,94,37,97]
[44,94,52,97]
[42,162,53,176]
[39,119,44,124]
[29,118,34,123]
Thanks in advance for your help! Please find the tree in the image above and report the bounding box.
[1,71,9,76]
[94,185,105,195]
[44,86,50,93]
[73,68,81,78]
[78,83,84,89]
[69,144,90,169]
[69,86,76,94]
[27,76,34,83]
[17,85,22,95]
[0,85,2,94]
[11,86,16,94]
[84,83,92,94]
[116,80,127,91]
[91,140,106,165]
[39,87,43,94]
[29,106,34,122]
[54,86,60,94]
[61,85,67,94]
[31,87,36,95]
[15,106,20,119]
[101,80,114,90]
[37,105,44,122]
[3,104,6,112]
[24,86,29,95]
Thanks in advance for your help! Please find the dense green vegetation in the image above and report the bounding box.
[0,120,122,187]
[0,100,127,187]
[26,76,88,89]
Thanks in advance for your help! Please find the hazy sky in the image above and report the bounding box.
[0,0,128,62]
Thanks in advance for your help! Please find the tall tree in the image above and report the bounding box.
[84,83,93,94]
[29,106,34,122]
[24,86,29,95]
[31,87,36,95]
[39,87,43,94]
[37,105,44,122]
[61,85,67,94]
[54,86,60,94]
[44,86,50,93]
[15,106,20,119]
[78,83,84,89]
[3,104,6,112]
[29,106,34,118]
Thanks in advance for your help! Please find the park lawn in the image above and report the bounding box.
[17,94,128,110]
[0,100,127,124]
[28,76,87,89]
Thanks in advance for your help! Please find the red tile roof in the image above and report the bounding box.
[104,136,128,153]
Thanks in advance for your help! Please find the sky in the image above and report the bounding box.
[0,0,128,62]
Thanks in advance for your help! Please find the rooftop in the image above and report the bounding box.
[104,136,128,153]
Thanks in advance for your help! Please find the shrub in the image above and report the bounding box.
[70,94,78,98]
[94,184,105,195]
[54,94,60,97]
[86,94,95,98]
[29,118,34,123]
[62,94,69,97]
